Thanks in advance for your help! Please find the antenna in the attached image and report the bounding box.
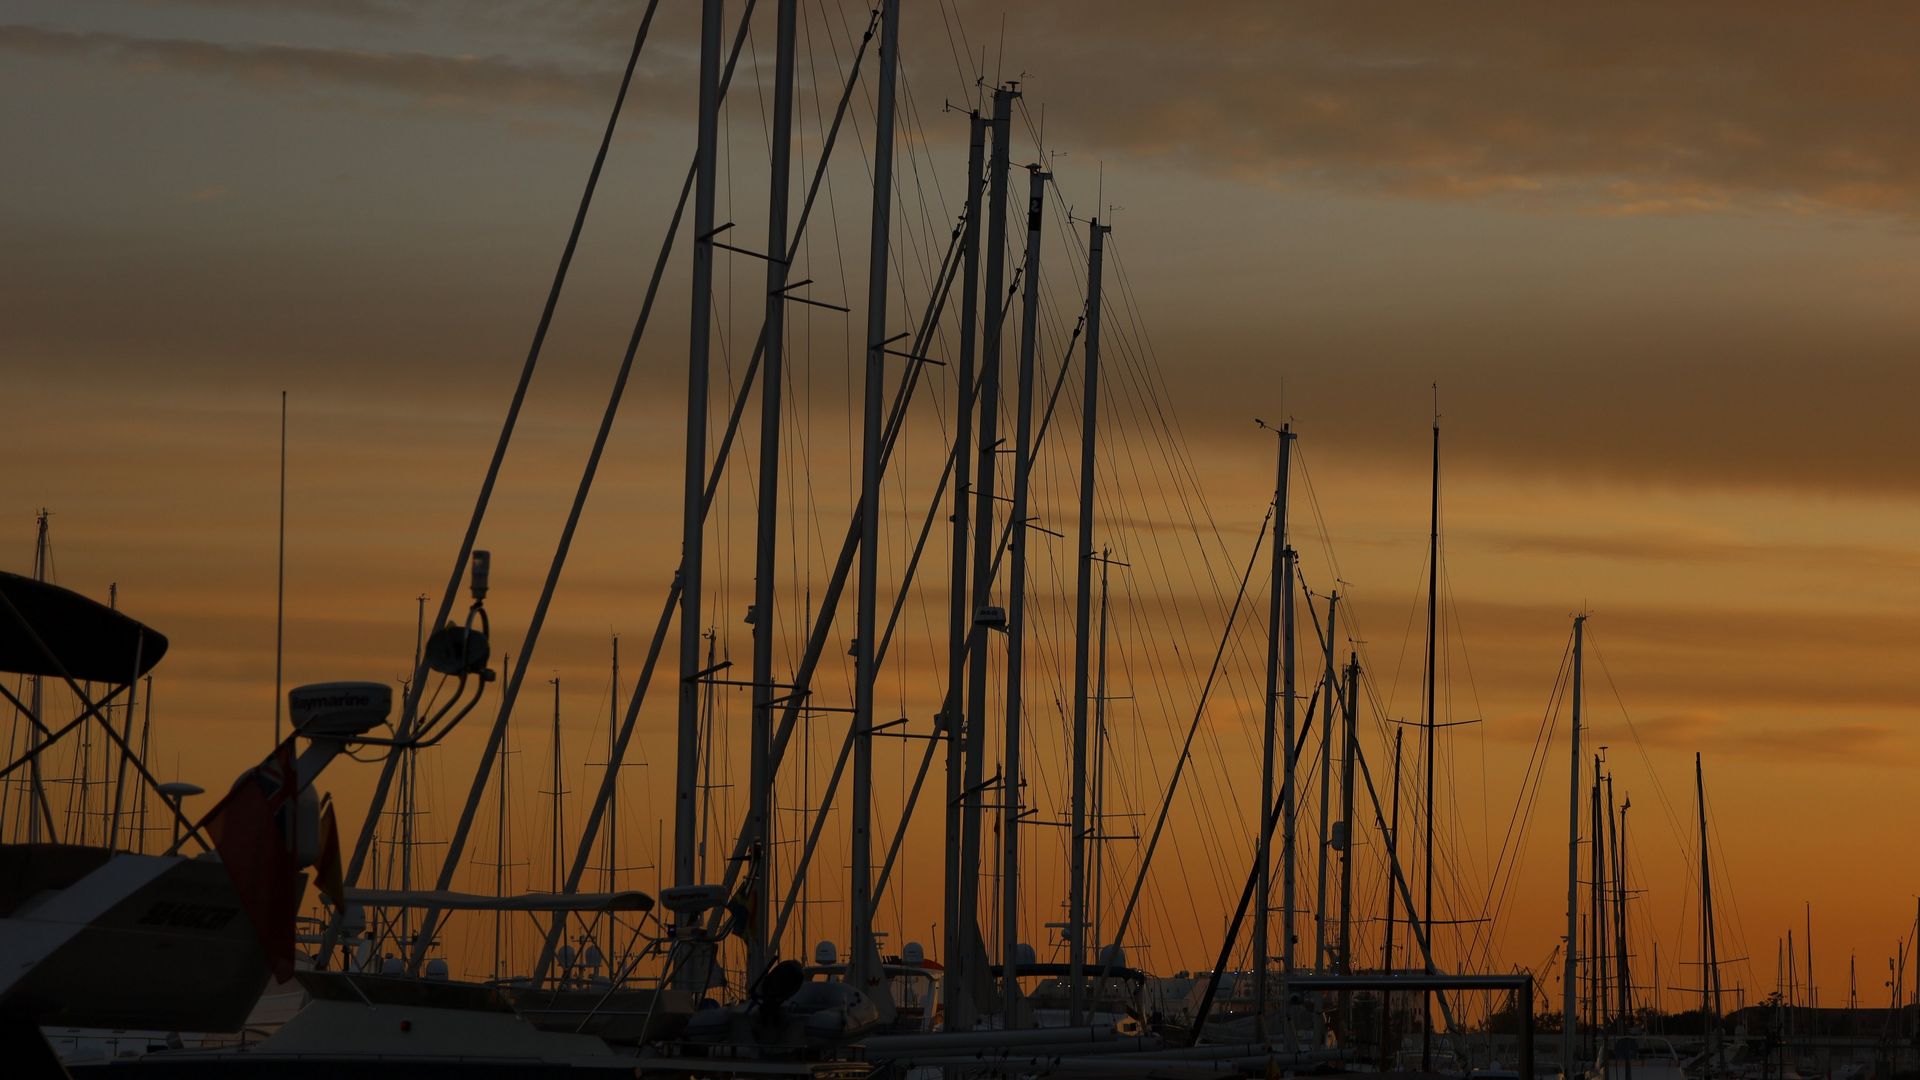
[994,14,1007,88]
[274,389,287,745]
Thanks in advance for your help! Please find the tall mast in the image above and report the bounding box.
[1421,415,1439,1072]
[849,0,902,1005]
[1066,215,1108,1026]
[1611,777,1630,1025]
[494,653,513,982]
[1382,728,1404,1057]
[606,636,619,896]
[1281,542,1298,975]
[395,594,426,956]
[107,584,142,853]
[1000,162,1049,1030]
[550,676,564,892]
[134,675,153,852]
[27,510,48,844]
[1314,590,1339,970]
[1806,901,1815,1012]
[675,0,723,940]
[274,390,287,746]
[1591,754,1606,1035]
[1563,614,1585,1075]
[1698,752,1723,1074]
[543,672,566,983]
[1337,652,1358,976]
[1091,550,1114,967]
[1255,423,1292,1032]
[744,0,799,985]
[957,83,1015,1032]
[698,630,717,881]
[940,109,985,1028]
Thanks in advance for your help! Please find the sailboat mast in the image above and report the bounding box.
[1421,415,1439,1072]
[1256,423,1292,1031]
[1314,590,1339,970]
[849,0,902,1002]
[1066,215,1108,1026]
[957,83,1014,1033]
[106,588,142,853]
[672,1,723,986]
[1563,614,1584,1075]
[1698,751,1721,1073]
[494,652,513,982]
[1610,777,1630,1024]
[134,675,152,852]
[1337,652,1358,975]
[397,595,425,956]
[606,636,619,896]
[1000,162,1049,1030]
[940,108,985,1028]
[27,509,47,844]
[1382,727,1404,1056]
[1806,901,1815,1012]
[698,630,716,881]
[274,390,287,746]
[744,0,798,986]
[1091,550,1114,966]
[551,676,563,892]
[1591,755,1606,1034]
[1281,540,1298,976]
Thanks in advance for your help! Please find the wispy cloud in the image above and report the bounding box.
[1488,706,1911,765]
[22,3,1920,219]
[1474,527,1920,574]
[0,23,633,113]
[946,0,1920,218]
[132,0,414,21]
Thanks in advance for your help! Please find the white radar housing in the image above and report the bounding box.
[289,681,392,739]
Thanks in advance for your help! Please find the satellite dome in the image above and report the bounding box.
[289,682,391,739]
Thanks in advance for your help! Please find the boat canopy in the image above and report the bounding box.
[0,570,168,681]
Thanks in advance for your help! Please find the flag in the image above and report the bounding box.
[315,794,344,912]
[201,738,302,983]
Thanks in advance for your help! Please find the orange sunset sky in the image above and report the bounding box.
[6,1,1920,1014]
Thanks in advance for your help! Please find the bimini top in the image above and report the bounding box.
[0,570,168,681]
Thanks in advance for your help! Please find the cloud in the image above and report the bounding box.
[1368,593,1920,723]
[134,0,412,21]
[21,3,1920,218]
[1585,708,1907,764]
[0,23,633,113]
[943,0,1920,217]
[1474,528,1920,574]
[1485,702,1912,769]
